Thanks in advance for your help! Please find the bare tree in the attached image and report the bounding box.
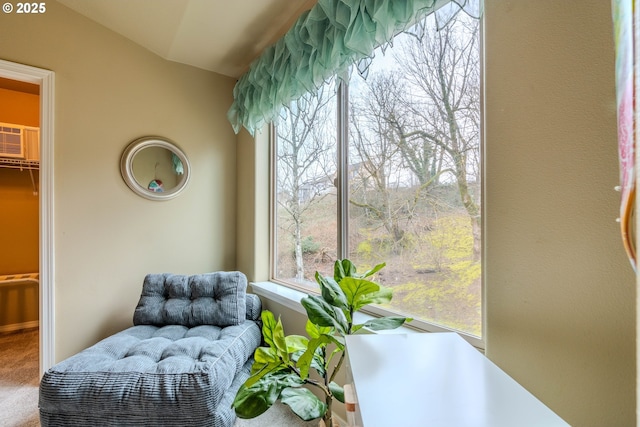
[277,85,336,280]
[349,74,410,246]
[394,13,482,259]
[365,74,446,190]
[348,12,480,254]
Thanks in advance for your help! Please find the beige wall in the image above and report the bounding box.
[0,2,238,360]
[236,129,270,282]
[484,1,635,426]
[238,1,636,426]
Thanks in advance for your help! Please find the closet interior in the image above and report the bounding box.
[0,77,40,339]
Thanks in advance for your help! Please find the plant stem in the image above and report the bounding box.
[322,344,333,427]
[287,356,331,397]
[324,393,333,427]
[305,378,330,396]
[329,352,345,384]
[328,306,353,384]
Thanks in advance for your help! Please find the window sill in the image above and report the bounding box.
[250,281,484,348]
[250,281,419,335]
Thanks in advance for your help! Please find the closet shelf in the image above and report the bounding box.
[0,157,39,170]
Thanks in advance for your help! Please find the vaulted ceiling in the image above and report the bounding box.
[56,0,317,78]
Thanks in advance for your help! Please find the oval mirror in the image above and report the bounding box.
[120,136,191,201]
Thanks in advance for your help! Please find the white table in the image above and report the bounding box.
[344,333,570,427]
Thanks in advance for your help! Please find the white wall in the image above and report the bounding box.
[0,2,238,360]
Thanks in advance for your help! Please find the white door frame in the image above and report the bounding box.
[0,59,55,375]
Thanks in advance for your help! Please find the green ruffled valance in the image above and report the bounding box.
[228,0,480,135]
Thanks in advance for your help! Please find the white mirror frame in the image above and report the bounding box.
[120,136,191,201]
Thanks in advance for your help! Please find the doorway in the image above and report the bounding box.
[0,59,55,376]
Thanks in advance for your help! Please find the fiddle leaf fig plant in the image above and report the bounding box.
[233,259,411,427]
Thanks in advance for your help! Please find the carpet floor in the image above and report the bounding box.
[0,328,40,427]
[0,328,319,427]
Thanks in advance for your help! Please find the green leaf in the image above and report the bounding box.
[357,286,393,309]
[360,262,386,278]
[233,380,279,418]
[254,347,278,364]
[311,349,327,377]
[249,360,268,376]
[322,332,345,350]
[334,259,357,282]
[301,295,348,334]
[329,382,344,403]
[234,371,303,419]
[325,346,343,368]
[351,324,365,334]
[298,347,327,376]
[245,362,286,388]
[330,334,345,348]
[339,277,379,308]
[352,316,411,333]
[305,320,332,339]
[285,335,309,353]
[297,335,331,379]
[261,310,277,348]
[273,317,289,363]
[316,272,348,309]
[280,387,327,421]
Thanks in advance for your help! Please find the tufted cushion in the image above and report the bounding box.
[133,272,248,327]
[39,321,262,425]
[245,294,261,321]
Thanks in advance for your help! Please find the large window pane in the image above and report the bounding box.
[347,9,481,336]
[274,81,338,288]
[271,6,482,338]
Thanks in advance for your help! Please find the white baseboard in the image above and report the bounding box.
[0,320,39,333]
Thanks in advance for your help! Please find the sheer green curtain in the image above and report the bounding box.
[227,0,480,135]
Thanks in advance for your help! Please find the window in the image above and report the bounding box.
[273,80,338,283]
[273,6,482,339]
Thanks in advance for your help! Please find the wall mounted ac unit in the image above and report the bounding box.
[0,124,23,158]
[0,122,40,160]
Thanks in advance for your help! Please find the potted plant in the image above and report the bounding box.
[232,259,411,427]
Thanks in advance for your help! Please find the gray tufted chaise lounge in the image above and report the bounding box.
[39,271,262,426]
